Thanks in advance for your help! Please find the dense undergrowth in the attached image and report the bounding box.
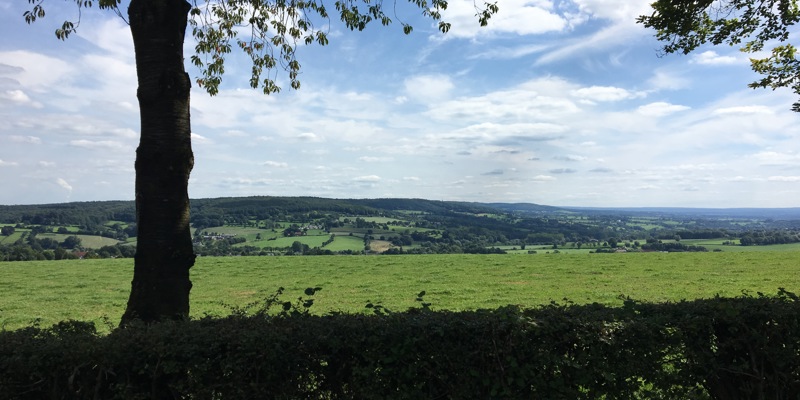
[1,290,799,399]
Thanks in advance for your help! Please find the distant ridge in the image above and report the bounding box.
[483,203,565,214]
[561,206,800,220]
[2,196,799,221]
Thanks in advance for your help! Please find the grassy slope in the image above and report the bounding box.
[2,252,799,332]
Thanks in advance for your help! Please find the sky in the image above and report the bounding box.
[0,0,799,208]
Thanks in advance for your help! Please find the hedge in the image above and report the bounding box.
[2,290,800,399]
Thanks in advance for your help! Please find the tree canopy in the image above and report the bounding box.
[638,0,800,111]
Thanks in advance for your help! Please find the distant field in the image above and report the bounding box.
[264,236,329,249]
[37,233,121,249]
[2,252,800,332]
[358,217,404,224]
[323,234,365,252]
[199,226,265,237]
[0,229,28,245]
[0,230,120,249]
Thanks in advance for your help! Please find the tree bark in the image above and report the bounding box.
[121,0,195,324]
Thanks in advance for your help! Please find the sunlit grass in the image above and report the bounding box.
[2,252,799,332]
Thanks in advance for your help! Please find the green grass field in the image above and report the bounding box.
[2,252,799,332]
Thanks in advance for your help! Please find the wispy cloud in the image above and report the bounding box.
[69,140,129,151]
[9,135,41,144]
[56,178,72,192]
[354,175,381,182]
[263,161,289,168]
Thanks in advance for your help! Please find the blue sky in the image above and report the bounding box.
[1,0,799,207]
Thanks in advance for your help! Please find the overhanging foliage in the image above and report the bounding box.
[638,0,800,111]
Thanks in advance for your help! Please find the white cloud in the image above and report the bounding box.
[354,175,381,182]
[636,184,660,190]
[9,135,41,144]
[0,159,18,167]
[427,77,581,123]
[359,156,394,162]
[636,102,690,117]
[56,178,73,192]
[571,0,652,22]
[110,128,138,138]
[191,133,212,144]
[222,130,248,137]
[713,105,773,115]
[555,155,587,162]
[692,51,738,65]
[0,51,75,88]
[297,132,323,142]
[404,74,454,103]
[571,86,645,102]
[647,69,691,91]
[442,0,567,39]
[470,44,551,60]
[263,161,289,168]
[751,151,800,166]
[534,0,652,67]
[69,140,128,150]
[768,176,800,182]
[77,17,134,59]
[82,54,136,89]
[1,89,42,108]
[531,175,556,182]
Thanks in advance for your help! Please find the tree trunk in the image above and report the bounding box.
[121,0,195,324]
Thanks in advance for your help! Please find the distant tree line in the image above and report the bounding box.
[0,238,135,261]
[739,230,800,246]
[659,229,731,240]
[0,201,135,226]
[640,239,708,252]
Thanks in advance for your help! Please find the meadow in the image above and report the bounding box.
[2,252,799,332]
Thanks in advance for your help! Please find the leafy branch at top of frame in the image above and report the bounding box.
[23,0,498,97]
[23,0,127,40]
[188,0,498,96]
[637,0,800,111]
[637,0,798,55]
